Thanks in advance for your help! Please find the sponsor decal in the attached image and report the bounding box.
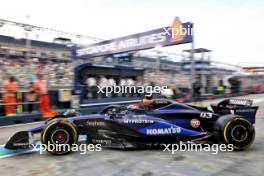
[127,104,140,109]
[235,109,256,113]
[190,119,200,128]
[229,99,252,106]
[77,32,166,56]
[86,121,105,126]
[13,143,30,147]
[123,119,154,124]
[92,139,112,145]
[146,127,181,135]
[75,17,193,58]
[200,112,213,118]
[153,99,170,104]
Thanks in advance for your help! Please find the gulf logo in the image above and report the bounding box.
[190,119,200,128]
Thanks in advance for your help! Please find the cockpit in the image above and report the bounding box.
[100,99,174,120]
[101,105,146,120]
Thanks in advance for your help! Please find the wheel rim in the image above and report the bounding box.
[230,124,248,142]
[51,129,70,144]
[224,118,255,150]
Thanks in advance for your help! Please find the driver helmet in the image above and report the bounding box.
[63,109,80,117]
[143,94,153,106]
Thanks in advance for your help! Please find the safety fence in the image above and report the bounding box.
[0,89,73,116]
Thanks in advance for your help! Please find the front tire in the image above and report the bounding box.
[214,115,255,150]
[41,120,78,155]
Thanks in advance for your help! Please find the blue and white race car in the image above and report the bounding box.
[4,98,257,155]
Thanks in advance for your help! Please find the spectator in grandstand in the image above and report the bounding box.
[34,74,51,113]
[26,82,37,113]
[2,76,18,116]
[0,58,73,89]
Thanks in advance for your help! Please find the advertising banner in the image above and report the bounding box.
[75,17,193,58]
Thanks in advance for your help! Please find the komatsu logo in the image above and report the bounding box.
[146,127,181,135]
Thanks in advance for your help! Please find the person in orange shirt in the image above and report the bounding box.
[3,76,18,116]
[34,74,50,113]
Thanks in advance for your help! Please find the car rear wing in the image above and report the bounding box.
[211,99,253,111]
[211,99,257,124]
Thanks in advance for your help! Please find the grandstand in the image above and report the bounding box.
[0,18,241,92]
[0,18,103,90]
[0,18,261,121]
[0,18,245,96]
[0,35,73,89]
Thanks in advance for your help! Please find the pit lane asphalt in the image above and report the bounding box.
[0,94,264,176]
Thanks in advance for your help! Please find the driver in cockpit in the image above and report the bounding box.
[142,94,154,110]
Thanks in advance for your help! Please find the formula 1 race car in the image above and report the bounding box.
[4,98,257,155]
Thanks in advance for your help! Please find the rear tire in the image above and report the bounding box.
[214,115,255,150]
[41,121,78,155]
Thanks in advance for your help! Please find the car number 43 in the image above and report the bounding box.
[200,112,213,118]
